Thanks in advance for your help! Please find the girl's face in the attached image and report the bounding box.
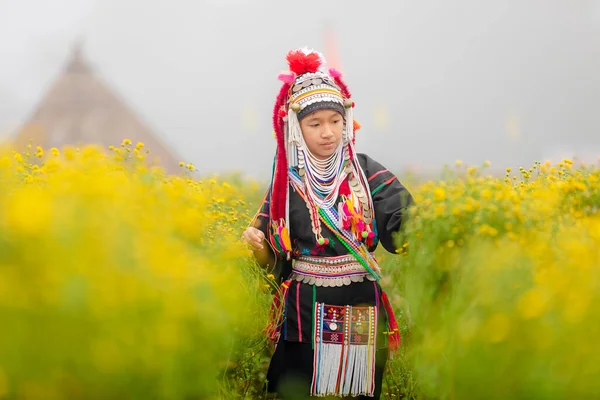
[299,109,344,160]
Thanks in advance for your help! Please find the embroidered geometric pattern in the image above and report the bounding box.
[291,255,376,287]
[312,302,377,397]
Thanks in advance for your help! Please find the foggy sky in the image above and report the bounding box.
[1,0,600,179]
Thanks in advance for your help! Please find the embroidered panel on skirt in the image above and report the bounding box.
[312,302,377,397]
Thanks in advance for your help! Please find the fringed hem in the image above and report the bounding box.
[311,303,377,397]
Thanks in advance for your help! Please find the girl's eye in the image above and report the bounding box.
[333,120,341,124]
[311,124,320,128]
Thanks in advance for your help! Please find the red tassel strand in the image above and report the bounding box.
[333,75,352,99]
[271,83,291,223]
[339,178,351,197]
[381,291,402,353]
[328,67,343,79]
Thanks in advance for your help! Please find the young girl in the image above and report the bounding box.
[242,48,413,399]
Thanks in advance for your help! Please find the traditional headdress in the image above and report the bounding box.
[267,48,375,269]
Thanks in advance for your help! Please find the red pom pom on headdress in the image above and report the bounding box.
[286,49,323,75]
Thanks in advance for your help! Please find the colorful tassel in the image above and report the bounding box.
[272,219,292,253]
[381,291,401,353]
[281,225,292,251]
[340,196,372,241]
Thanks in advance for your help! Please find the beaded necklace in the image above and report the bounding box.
[298,140,346,210]
[289,136,376,252]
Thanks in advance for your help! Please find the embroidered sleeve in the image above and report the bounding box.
[361,154,414,254]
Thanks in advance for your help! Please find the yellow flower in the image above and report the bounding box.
[478,224,498,237]
[179,161,185,167]
[433,188,446,201]
[455,160,463,167]
[64,146,76,160]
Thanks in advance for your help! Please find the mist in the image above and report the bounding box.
[1,0,599,179]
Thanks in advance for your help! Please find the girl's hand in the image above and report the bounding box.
[242,227,266,250]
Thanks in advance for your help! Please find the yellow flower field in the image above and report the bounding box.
[0,142,270,399]
[389,159,600,399]
[0,141,599,399]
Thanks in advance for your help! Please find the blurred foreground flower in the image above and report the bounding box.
[0,143,265,399]
[393,159,600,399]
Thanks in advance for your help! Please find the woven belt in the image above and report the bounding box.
[290,254,376,287]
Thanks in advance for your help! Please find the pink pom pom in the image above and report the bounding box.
[278,72,296,84]
[342,203,350,215]
[278,109,287,118]
[328,68,342,78]
[368,232,375,239]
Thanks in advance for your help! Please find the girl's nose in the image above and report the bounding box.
[322,125,334,138]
